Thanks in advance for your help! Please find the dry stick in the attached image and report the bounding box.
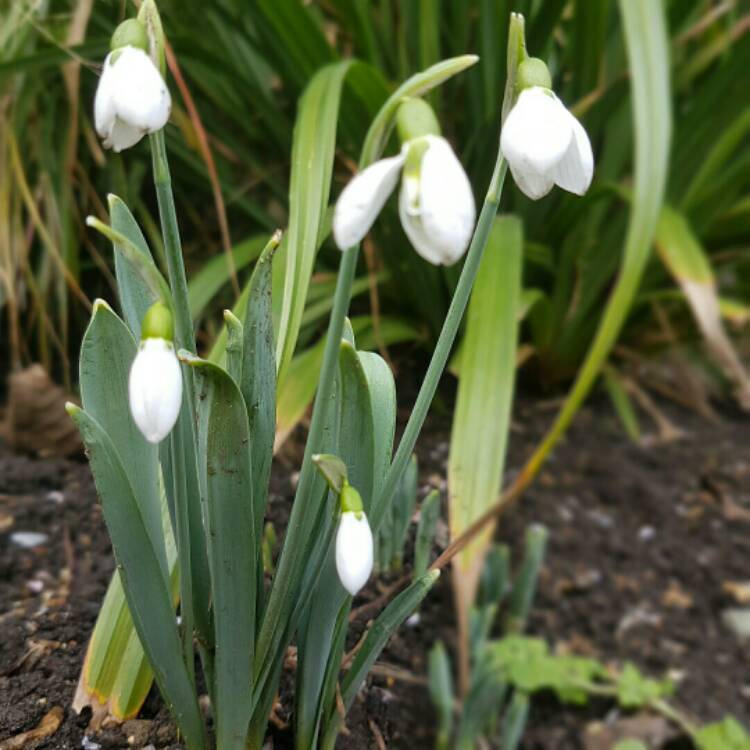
[164,42,239,297]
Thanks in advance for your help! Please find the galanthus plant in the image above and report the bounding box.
[70,5,592,749]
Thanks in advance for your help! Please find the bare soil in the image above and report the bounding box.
[1,395,749,748]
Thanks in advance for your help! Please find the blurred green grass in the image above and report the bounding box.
[2,0,749,404]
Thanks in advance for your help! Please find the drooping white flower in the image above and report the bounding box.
[335,510,374,596]
[95,45,171,152]
[129,337,182,443]
[333,135,476,266]
[128,302,182,444]
[501,86,593,200]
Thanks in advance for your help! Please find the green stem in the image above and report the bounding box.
[373,154,507,527]
[149,129,196,682]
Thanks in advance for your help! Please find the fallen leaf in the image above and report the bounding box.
[584,713,676,750]
[662,580,693,610]
[723,581,750,605]
[0,706,64,750]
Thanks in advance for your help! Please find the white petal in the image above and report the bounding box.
[128,338,183,443]
[501,87,573,200]
[105,46,170,142]
[335,511,374,596]
[333,154,406,250]
[507,162,555,201]
[108,118,146,152]
[410,136,476,265]
[94,52,118,141]
[550,109,594,195]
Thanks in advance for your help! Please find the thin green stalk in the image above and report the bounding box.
[373,154,508,526]
[149,129,197,681]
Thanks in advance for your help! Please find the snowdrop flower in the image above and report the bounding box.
[94,19,171,153]
[129,302,182,443]
[335,483,374,596]
[501,58,593,200]
[333,98,476,266]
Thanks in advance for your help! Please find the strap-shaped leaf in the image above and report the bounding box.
[449,215,522,615]
[241,241,276,551]
[187,355,256,750]
[276,61,353,387]
[67,405,205,750]
[295,339,376,747]
[108,194,160,338]
[79,300,166,581]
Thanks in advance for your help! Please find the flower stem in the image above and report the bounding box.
[149,129,196,682]
[373,154,508,527]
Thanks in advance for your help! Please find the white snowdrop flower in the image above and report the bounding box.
[94,20,171,153]
[128,302,182,444]
[333,99,476,266]
[335,484,374,596]
[501,58,593,200]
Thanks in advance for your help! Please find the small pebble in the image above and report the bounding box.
[10,532,49,549]
[81,737,101,750]
[406,613,420,627]
[638,525,656,542]
[27,579,44,593]
[46,490,65,504]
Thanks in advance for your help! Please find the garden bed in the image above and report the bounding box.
[1,395,749,749]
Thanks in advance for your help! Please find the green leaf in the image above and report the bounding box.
[79,301,166,581]
[240,239,277,554]
[108,194,159,339]
[616,663,673,709]
[413,489,441,579]
[428,641,454,748]
[614,742,648,750]
[448,215,522,609]
[500,691,530,750]
[223,310,243,383]
[67,405,205,750]
[295,338,379,748]
[695,716,750,750]
[276,61,353,387]
[186,355,256,750]
[507,525,548,634]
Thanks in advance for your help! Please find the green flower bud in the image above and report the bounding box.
[396,98,441,144]
[141,301,174,342]
[516,57,552,93]
[110,19,149,52]
[340,481,364,516]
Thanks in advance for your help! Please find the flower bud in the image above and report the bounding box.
[335,483,374,596]
[128,302,182,444]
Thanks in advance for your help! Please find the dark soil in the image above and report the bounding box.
[2,395,749,749]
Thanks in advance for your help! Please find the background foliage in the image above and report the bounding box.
[3,0,749,408]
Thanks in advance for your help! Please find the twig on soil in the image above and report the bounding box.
[368,718,388,750]
[349,574,411,622]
